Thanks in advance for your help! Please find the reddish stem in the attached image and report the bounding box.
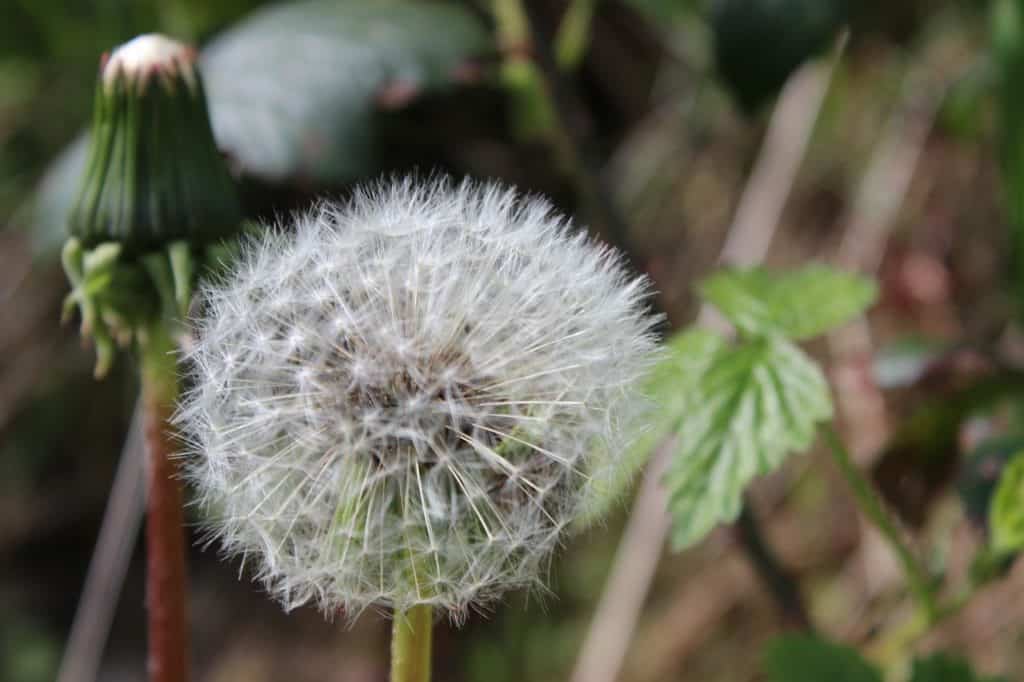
[141,332,189,682]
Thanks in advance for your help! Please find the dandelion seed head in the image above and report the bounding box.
[178,177,660,618]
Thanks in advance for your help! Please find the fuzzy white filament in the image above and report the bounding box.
[178,177,659,618]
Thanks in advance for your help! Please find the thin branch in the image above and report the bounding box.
[56,402,145,682]
[569,440,675,682]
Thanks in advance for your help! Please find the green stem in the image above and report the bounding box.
[554,0,598,70]
[867,588,974,670]
[822,425,938,622]
[139,324,189,682]
[390,605,433,682]
[492,0,557,140]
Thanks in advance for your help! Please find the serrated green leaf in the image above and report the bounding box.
[575,329,725,528]
[629,329,731,479]
[699,265,878,340]
[764,635,882,682]
[24,0,490,260]
[990,451,1024,554]
[910,653,1008,682]
[646,329,727,415]
[666,335,832,550]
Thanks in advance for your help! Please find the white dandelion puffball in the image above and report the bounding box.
[178,177,660,617]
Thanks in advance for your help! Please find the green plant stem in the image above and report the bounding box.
[867,588,974,669]
[491,0,557,140]
[822,425,938,622]
[139,325,189,682]
[391,605,433,682]
[554,0,598,70]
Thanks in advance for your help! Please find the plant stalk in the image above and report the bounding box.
[735,502,813,630]
[391,605,433,682]
[554,0,598,70]
[139,326,189,682]
[822,425,937,622]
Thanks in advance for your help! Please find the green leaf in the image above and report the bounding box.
[665,335,832,550]
[576,330,725,528]
[199,0,489,185]
[646,329,728,419]
[24,0,490,260]
[632,329,731,479]
[699,265,878,340]
[990,451,1024,554]
[764,635,882,682]
[910,653,1008,682]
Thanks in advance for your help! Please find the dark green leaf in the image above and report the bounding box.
[199,0,489,185]
[764,634,882,682]
[699,265,877,341]
[910,652,1008,682]
[665,335,832,550]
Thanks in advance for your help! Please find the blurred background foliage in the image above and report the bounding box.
[4,0,1024,681]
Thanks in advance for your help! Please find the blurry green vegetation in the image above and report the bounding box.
[1,618,60,682]
[766,635,1008,682]
[711,0,846,112]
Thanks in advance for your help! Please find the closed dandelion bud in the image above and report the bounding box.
[70,34,241,251]
[177,178,660,618]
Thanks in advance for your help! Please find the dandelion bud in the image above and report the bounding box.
[178,178,660,618]
[69,34,241,252]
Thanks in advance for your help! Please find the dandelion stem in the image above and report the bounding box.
[139,325,189,682]
[391,605,433,682]
[822,425,937,622]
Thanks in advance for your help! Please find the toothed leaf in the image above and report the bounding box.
[665,335,832,550]
[699,265,877,340]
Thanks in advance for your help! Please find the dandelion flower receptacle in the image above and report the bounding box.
[179,178,659,625]
[71,33,241,252]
